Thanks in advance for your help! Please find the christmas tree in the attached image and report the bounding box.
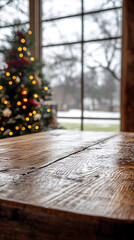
[0,28,56,138]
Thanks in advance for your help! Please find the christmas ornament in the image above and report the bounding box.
[3,108,12,118]
[16,76,20,83]
[33,113,41,121]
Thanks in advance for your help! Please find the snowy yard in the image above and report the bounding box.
[57,110,120,131]
[57,109,120,124]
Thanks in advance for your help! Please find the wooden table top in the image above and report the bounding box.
[0,130,134,240]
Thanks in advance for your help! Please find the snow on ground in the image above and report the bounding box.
[57,109,120,125]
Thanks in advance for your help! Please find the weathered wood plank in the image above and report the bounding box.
[0,199,133,240]
[0,130,115,176]
[0,131,134,239]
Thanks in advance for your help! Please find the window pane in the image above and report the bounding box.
[84,0,122,12]
[84,40,121,115]
[84,119,120,132]
[42,44,81,118]
[42,17,81,45]
[0,0,29,26]
[0,53,5,70]
[0,24,30,49]
[84,9,122,41]
[58,119,81,131]
[42,0,81,20]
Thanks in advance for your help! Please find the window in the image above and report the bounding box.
[42,0,122,131]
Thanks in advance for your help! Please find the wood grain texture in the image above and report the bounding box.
[0,130,134,239]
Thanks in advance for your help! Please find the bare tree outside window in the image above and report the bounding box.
[0,0,29,70]
[42,0,122,131]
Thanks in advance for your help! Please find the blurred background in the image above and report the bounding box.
[0,0,122,131]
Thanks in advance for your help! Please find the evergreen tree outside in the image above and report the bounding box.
[0,27,56,138]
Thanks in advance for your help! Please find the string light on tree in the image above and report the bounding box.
[9,81,13,85]
[18,47,22,51]
[25,117,30,121]
[6,72,10,77]
[4,100,8,105]
[22,90,28,95]
[0,28,55,139]
[28,30,32,35]
[22,105,26,109]
[9,131,13,136]
[29,75,33,80]
[33,110,36,115]
[30,57,34,61]
[17,101,21,106]
[19,53,23,58]
[0,127,4,132]
[23,98,28,102]
[32,80,36,84]
[34,94,38,98]
[44,86,48,91]
[21,38,25,43]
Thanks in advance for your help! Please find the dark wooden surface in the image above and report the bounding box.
[0,130,134,240]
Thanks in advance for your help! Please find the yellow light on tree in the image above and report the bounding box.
[23,47,27,51]
[0,85,3,90]
[17,101,21,106]
[6,72,10,76]
[35,125,39,130]
[31,57,34,61]
[29,75,33,80]
[34,94,38,98]
[47,109,51,113]
[22,90,27,95]
[25,117,30,121]
[15,126,19,130]
[9,131,13,136]
[12,76,16,80]
[19,72,22,76]
[28,30,32,35]
[24,98,28,102]
[9,81,13,85]
[22,127,25,131]
[18,47,22,51]
[22,105,26,109]
[33,110,36,114]
[19,53,23,58]
[28,125,32,129]
[32,80,36,85]
[4,100,8,105]
[0,127,4,131]
[21,38,25,43]
[29,112,32,117]
[44,86,48,91]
